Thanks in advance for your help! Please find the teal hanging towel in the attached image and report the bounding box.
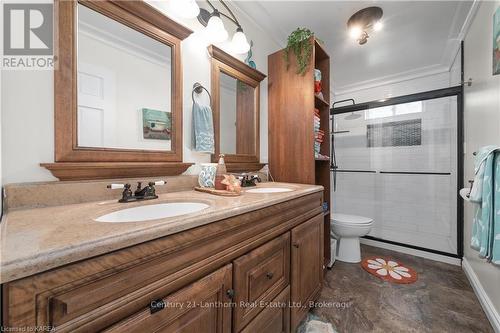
[470,145,500,265]
[192,101,215,154]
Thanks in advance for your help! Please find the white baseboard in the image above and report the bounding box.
[462,258,500,333]
[360,238,462,266]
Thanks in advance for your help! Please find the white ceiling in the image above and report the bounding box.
[233,1,475,93]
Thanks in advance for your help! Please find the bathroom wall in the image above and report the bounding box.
[463,0,500,323]
[0,1,279,184]
[334,62,461,104]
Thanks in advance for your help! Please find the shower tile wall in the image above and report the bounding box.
[332,97,458,254]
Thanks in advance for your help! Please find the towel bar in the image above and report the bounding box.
[192,82,211,104]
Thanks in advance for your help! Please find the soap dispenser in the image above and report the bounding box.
[215,154,227,190]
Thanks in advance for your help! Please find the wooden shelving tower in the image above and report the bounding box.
[268,38,331,266]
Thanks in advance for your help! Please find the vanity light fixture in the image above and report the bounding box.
[206,9,228,43]
[347,6,383,45]
[197,0,250,54]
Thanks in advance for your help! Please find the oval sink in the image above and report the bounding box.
[245,187,293,194]
[95,202,210,223]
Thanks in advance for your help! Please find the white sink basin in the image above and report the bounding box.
[245,187,293,194]
[95,202,210,223]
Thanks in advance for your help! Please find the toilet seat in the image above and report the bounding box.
[332,214,373,226]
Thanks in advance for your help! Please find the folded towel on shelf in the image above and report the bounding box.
[314,69,322,81]
[314,81,322,93]
[315,91,325,100]
[192,101,215,153]
[470,145,500,265]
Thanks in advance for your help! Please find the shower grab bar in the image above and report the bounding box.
[334,170,451,175]
[336,169,376,173]
[379,171,451,175]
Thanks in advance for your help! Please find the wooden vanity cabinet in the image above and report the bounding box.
[2,192,324,332]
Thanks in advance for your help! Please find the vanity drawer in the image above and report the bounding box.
[103,264,232,333]
[233,232,290,331]
[240,286,290,333]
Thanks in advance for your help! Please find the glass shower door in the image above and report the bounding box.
[332,95,458,255]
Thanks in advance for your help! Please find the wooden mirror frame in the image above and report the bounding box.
[42,0,193,180]
[208,45,266,172]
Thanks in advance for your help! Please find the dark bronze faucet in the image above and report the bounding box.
[239,174,262,187]
[107,181,166,203]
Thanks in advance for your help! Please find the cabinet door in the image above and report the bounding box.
[290,214,324,330]
[103,264,233,333]
[240,286,290,333]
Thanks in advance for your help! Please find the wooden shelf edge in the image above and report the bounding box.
[315,95,329,108]
[314,38,330,61]
[40,162,193,181]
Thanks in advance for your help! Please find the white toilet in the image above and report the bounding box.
[331,214,373,263]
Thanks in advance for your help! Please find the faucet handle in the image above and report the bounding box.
[107,183,133,203]
[147,180,167,187]
[107,183,126,189]
[252,175,262,183]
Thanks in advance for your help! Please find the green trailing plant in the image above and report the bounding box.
[284,28,321,75]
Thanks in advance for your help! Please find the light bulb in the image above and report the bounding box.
[374,21,383,31]
[206,13,228,43]
[349,26,362,39]
[231,28,250,54]
[171,0,200,19]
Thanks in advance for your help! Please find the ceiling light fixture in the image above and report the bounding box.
[197,0,250,54]
[347,6,383,45]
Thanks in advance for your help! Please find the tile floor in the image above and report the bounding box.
[312,245,493,333]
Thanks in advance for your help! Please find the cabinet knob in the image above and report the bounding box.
[266,272,274,279]
[226,289,235,300]
[293,243,300,248]
[150,299,166,314]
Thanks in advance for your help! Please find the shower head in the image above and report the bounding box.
[344,112,361,120]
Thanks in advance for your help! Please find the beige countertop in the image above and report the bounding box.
[0,182,323,284]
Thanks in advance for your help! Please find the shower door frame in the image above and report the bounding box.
[330,85,464,258]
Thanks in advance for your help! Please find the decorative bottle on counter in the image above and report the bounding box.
[215,154,227,190]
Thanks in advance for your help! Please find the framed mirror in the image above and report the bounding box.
[42,0,192,180]
[209,45,266,171]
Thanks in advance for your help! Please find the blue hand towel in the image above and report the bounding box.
[192,102,215,153]
[470,145,500,265]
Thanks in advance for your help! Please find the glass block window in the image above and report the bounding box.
[367,119,422,147]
